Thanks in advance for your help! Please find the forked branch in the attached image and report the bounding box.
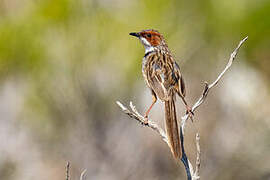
[116,101,168,145]
[181,36,248,129]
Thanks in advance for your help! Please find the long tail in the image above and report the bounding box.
[165,95,181,159]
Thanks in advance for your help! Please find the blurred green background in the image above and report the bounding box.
[0,0,270,179]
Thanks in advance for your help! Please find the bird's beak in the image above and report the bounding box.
[129,32,140,38]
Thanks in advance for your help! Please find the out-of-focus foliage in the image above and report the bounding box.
[0,0,269,180]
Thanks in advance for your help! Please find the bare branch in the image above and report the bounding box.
[116,101,168,145]
[182,133,200,180]
[181,36,248,129]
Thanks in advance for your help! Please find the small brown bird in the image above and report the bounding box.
[130,29,190,159]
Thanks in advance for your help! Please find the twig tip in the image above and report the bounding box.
[80,169,87,180]
[116,101,127,110]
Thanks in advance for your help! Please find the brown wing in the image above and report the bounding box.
[149,60,168,100]
[144,53,186,100]
[173,61,186,97]
[144,53,170,101]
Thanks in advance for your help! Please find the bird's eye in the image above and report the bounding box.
[147,34,152,38]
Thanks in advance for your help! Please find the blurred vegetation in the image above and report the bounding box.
[0,0,269,180]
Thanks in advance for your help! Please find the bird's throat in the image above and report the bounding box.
[144,46,154,54]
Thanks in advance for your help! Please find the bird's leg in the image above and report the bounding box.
[143,92,157,125]
[178,93,194,121]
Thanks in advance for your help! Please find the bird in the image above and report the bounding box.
[129,29,190,159]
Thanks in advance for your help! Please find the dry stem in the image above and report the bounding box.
[66,162,70,180]
[65,162,87,180]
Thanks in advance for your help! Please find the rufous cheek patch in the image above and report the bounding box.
[151,36,161,46]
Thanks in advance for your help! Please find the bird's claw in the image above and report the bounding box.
[141,115,149,126]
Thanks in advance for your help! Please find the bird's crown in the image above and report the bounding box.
[129,29,166,47]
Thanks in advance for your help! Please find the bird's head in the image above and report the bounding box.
[129,29,166,53]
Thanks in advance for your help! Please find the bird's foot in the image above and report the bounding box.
[142,115,149,126]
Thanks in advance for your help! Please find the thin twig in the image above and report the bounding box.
[66,162,70,180]
[194,133,201,179]
[181,36,248,129]
[116,101,168,145]
[80,169,87,180]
